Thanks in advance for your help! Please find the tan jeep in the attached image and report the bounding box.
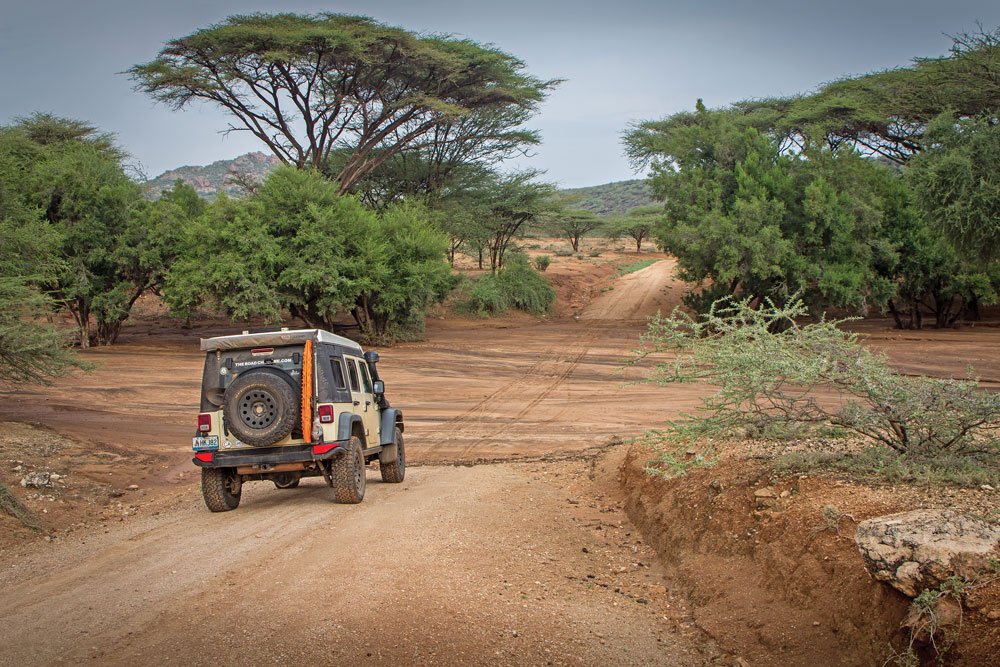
[191,328,404,511]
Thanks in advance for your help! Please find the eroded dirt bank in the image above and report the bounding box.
[620,447,1000,666]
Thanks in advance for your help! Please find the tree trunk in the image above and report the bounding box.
[887,300,906,330]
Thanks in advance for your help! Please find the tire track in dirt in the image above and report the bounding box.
[421,260,678,462]
[450,327,600,459]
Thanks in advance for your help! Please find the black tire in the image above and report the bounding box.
[201,468,241,512]
[380,427,405,483]
[332,436,366,504]
[273,473,300,489]
[223,370,298,446]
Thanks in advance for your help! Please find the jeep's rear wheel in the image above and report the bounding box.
[223,370,298,446]
[201,468,241,512]
[332,436,366,504]
[380,427,405,483]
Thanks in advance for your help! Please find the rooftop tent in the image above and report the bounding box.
[200,329,363,354]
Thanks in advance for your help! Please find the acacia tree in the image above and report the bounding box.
[473,171,556,272]
[549,208,601,252]
[131,13,555,193]
[610,204,661,252]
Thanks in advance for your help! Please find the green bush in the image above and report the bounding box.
[631,296,1000,480]
[466,256,554,317]
[533,255,551,272]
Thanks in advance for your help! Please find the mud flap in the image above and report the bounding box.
[378,442,397,465]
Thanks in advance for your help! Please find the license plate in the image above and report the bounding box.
[192,435,220,451]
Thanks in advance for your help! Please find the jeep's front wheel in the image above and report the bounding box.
[332,436,366,504]
[202,468,241,512]
[380,427,405,483]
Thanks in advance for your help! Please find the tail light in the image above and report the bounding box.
[195,451,214,463]
[318,404,334,423]
[197,413,212,432]
[312,443,338,455]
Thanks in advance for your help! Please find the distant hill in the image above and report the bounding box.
[560,179,654,216]
[144,151,281,199]
[146,153,654,213]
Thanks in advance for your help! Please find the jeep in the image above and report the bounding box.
[191,328,404,511]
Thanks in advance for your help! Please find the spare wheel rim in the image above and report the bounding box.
[239,390,278,429]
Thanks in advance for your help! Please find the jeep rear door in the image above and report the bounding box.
[345,355,380,445]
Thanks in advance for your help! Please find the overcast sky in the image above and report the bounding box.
[3,1,999,187]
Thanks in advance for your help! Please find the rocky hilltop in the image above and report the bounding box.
[144,151,282,199]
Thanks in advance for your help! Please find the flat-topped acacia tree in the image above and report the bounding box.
[130,13,554,193]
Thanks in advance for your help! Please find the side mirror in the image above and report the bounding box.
[373,380,384,395]
[364,350,380,363]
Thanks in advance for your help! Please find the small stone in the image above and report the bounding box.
[581,547,589,553]
[127,484,139,491]
[780,490,790,498]
[754,487,778,498]
[511,630,519,637]
[812,621,820,626]
[980,484,995,491]
[49,473,61,481]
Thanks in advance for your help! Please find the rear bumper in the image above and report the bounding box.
[192,440,347,468]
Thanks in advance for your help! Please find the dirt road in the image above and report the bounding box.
[3,253,999,666]
[0,259,720,666]
[0,454,715,666]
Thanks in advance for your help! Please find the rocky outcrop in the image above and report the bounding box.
[855,509,1000,597]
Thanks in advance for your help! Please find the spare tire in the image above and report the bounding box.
[223,369,299,446]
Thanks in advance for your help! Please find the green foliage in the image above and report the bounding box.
[1,116,192,347]
[131,13,556,193]
[632,298,1000,463]
[908,113,1000,262]
[466,255,554,317]
[626,94,999,327]
[165,167,452,341]
[533,255,551,272]
[775,447,1000,488]
[0,130,89,383]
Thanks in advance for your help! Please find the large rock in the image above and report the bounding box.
[855,509,1000,597]
[20,472,52,488]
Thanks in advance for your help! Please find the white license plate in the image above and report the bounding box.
[192,435,220,451]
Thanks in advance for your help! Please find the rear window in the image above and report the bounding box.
[330,357,346,389]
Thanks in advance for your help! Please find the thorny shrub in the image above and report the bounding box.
[630,297,1000,477]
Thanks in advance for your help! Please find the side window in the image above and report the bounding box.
[347,359,360,392]
[329,357,346,389]
[359,363,373,394]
